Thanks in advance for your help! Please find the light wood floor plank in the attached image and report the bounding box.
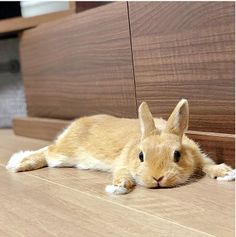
[0,166,211,237]
[22,168,234,237]
[0,129,234,237]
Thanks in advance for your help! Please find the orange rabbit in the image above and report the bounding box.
[6,99,232,194]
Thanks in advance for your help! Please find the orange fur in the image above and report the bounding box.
[6,99,232,194]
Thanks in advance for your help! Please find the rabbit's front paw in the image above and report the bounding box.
[105,179,134,195]
[105,184,129,195]
[207,163,232,179]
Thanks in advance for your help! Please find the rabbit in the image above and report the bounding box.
[6,99,232,194]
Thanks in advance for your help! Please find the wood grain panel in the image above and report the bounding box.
[20,2,137,119]
[129,2,235,134]
[13,117,235,167]
[76,2,110,13]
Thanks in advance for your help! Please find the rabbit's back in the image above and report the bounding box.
[50,115,141,164]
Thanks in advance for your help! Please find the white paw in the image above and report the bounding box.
[6,150,33,172]
[105,185,129,195]
[217,169,236,181]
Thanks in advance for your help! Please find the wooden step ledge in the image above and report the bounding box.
[13,117,235,167]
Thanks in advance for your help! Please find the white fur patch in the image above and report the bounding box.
[46,151,112,172]
[47,159,75,168]
[6,150,33,172]
[134,175,146,187]
[47,159,65,167]
[75,151,112,172]
[217,169,236,181]
[76,158,111,171]
[105,185,129,195]
[46,153,75,167]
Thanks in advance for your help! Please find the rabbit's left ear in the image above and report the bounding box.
[138,102,156,140]
[165,99,189,138]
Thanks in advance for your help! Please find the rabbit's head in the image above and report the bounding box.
[135,99,197,188]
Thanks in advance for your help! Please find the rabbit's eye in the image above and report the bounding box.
[174,150,181,162]
[139,152,144,162]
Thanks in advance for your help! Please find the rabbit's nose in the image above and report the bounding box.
[153,176,164,183]
[152,176,164,189]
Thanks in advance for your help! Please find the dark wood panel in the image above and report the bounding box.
[129,2,235,134]
[76,2,110,13]
[20,2,137,119]
[13,117,235,167]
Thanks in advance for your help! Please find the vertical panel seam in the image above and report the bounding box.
[126,2,138,118]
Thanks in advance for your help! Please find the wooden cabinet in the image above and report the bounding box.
[17,2,235,166]
[128,2,235,134]
[21,2,137,119]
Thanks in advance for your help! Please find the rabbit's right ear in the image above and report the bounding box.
[165,99,189,139]
[138,102,156,140]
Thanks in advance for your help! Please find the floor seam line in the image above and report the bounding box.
[20,170,215,237]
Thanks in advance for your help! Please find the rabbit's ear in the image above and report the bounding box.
[139,102,156,140]
[165,99,189,138]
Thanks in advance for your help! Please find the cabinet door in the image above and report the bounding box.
[21,2,137,119]
[129,2,235,133]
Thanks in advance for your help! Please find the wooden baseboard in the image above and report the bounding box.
[186,131,235,167]
[13,117,70,141]
[13,117,235,167]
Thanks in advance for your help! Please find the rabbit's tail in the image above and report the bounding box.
[6,146,48,172]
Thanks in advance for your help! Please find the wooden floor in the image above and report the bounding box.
[0,129,234,237]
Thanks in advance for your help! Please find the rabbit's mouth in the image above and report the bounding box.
[150,182,176,189]
[150,182,162,189]
[134,174,160,188]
